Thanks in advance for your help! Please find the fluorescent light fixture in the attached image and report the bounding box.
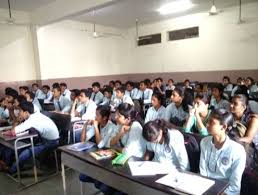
[209,5,217,15]
[157,0,194,15]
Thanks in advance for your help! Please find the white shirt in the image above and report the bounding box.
[224,84,233,91]
[100,97,111,106]
[98,121,119,148]
[76,99,97,120]
[165,85,176,91]
[145,106,166,124]
[53,95,72,113]
[125,88,139,100]
[45,91,53,101]
[91,91,104,105]
[200,136,246,195]
[62,89,71,100]
[122,95,134,106]
[33,98,42,112]
[135,88,153,104]
[121,121,145,158]
[35,89,46,100]
[146,130,190,171]
[15,112,59,140]
[164,103,188,126]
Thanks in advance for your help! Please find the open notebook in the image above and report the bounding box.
[128,161,176,176]
[156,172,215,195]
[67,142,95,152]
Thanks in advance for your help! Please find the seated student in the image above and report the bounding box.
[145,93,166,124]
[31,83,45,100]
[231,77,244,97]
[79,105,119,191]
[60,82,71,100]
[100,87,113,106]
[143,119,190,171]
[125,81,138,99]
[25,91,42,112]
[109,80,115,89]
[144,78,152,89]
[199,109,246,195]
[153,78,165,95]
[1,101,59,174]
[245,77,258,94]
[135,80,153,105]
[164,88,189,127]
[110,103,145,158]
[183,93,211,136]
[70,89,81,109]
[114,86,134,108]
[90,82,104,105]
[19,86,29,97]
[0,98,9,122]
[166,79,176,91]
[183,79,192,90]
[210,84,230,110]
[222,76,233,92]
[42,85,53,101]
[52,86,72,114]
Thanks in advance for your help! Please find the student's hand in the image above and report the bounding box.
[189,106,196,116]
[194,104,201,115]
[74,98,79,104]
[93,120,99,129]
[120,125,130,134]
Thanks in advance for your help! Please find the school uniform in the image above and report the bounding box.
[45,91,53,101]
[9,112,59,173]
[249,84,258,93]
[145,106,166,124]
[125,88,139,100]
[91,91,104,105]
[120,121,145,158]
[165,85,175,91]
[62,89,71,100]
[183,110,211,136]
[97,121,119,148]
[32,98,42,112]
[122,95,134,106]
[210,96,230,110]
[0,107,9,120]
[53,95,72,113]
[231,86,239,97]
[200,136,246,195]
[146,129,190,171]
[164,103,188,126]
[34,89,46,100]
[135,88,153,105]
[100,97,111,106]
[224,84,233,91]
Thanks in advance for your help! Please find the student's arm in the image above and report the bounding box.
[70,98,79,116]
[61,98,72,113]
[183,110,195,133]
[95,93,104,105]
[225,146,246,195]
[239,117,258,143]
[93,120,101,144]
[195,113,209,136]
[80,121,92,142]
[110,125,127,146]
[13,118,32,134]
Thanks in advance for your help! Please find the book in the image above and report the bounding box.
[90,149,118,160]
[128,161,176,176]
[156,172,215,195]
[67,142,95,152]
[112,153,130,166]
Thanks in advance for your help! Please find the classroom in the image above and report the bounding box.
[0,0,258,194]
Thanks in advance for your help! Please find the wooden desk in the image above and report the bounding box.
[59,146,229,195]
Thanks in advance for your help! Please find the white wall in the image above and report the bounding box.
[37,20,130,80]
[124,1,258,74]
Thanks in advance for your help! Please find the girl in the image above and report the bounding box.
[210,84,230,110]
[183,93,211,136]
[200,109,246,195]
[142,119,190,171]
[110,103,145,158]
[145,93,166,124]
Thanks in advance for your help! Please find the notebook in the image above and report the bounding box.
[156,172,215,195]
[67,142,95,152]
[90,149,118,160]
[128,161,176,176]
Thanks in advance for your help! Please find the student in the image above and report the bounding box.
[164,88,189,127]
[183,79,192,90]
[153,78,165,95]
[31,83,45,100]
[231,77,244,97]
[19,86,29,97]
[90,82,104,105]
[245,77,258,94]
[183,93,211,136]
[60,82,71,100]
[143,119,190,171]
[166,79,175,91]
[108,80,115,89]
[0,98,9,121]
[115,86,134,107]
[145,93,166,124]
[2,101,59,174]
[25,91,42,112]
[125,81,138,99]
[210,84,230,110]
[222,76,233,91]
[135,80,153,105]
[100,87,113,106]
[42,85,53,101]
[199,109,246,195]
[52,86,72,114]
[70,89,81,103]
[110,103,145,158]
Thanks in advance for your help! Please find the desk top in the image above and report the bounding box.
[0,131,38,141]
[59,146,229,195]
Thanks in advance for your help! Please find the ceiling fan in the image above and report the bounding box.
[0,0,30,26]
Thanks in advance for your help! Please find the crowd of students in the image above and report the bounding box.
[0,76,258,194]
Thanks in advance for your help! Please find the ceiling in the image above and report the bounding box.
[0,0,56,12]
[72,0,258,28]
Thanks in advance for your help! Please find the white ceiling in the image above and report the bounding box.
[0,0,56,12]
[72,0,258,28]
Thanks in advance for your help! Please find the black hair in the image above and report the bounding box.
[32,83,39,87]
[71,89,80,97]
[96,105,111,120]
[109,80,115,85]
[223,76,230,82]
[144,79,151,85]
[182,88,194,112]
[143,119,174,152]
[173,87,183,97]
[19,101,34,114]
[246,77,254,85]
[5,89,18,99]
[103,87,113,95]
[195,92,209,104]
[25,91,35,100]
[184,79,190,83]
[152,93,164,106]
[212,83,224,97]
[168,79,174,83]
[126,81,134,87]
[42,85,50,90]
[92,82,101,88]
[234,85,249,97]
[52,82,60,88]
[0,98,5,103]
[210,109,234,131]
[117,103,139,124]
[19,86,29,91]
[15,95,27,105]
[232,94,248,107]
[115,80,122,85]
[80,89,92,98]
[156,77,163,82]
[140,80,148,86]
[53,86,61,92]
[60,82,67,87]
[116,86,126,94]
[5,87,13,94]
